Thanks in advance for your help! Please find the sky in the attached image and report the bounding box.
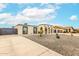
[0,3,79,28]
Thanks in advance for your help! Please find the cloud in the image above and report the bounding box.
[0,3,6,10]
[70,15,78,21]
[7,14,30,25]
[1,9,55,25]
[0,13,31,25]
[0,13,14,24]
[20,3,59,21]
[21,8,55,19]
[0,13,12,19]
[0,3,60,26]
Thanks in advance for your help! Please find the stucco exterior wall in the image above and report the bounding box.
[28,26,34,34]
[15,25,23,35]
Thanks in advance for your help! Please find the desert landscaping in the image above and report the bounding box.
[24,33,79,56]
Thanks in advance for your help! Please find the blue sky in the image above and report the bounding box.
[0,3,79,28]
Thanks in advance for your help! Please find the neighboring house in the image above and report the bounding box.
[64,27,74,33]
[0,28,17,35]
[51,25,65,33]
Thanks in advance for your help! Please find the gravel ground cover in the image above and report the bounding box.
[24,34,79,56]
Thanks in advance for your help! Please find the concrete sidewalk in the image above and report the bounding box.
[0,35,62,56]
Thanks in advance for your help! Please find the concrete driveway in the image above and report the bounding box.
[0,35,61,56]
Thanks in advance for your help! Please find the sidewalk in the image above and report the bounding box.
[0,35,62,56]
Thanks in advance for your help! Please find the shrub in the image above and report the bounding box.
[56,33,60,39]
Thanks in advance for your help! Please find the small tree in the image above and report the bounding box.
[39,27,43,37]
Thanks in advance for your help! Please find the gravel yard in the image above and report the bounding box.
[24,34,79,56]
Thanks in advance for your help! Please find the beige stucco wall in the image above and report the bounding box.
[15,25,34,35]
[15,25,23,35]
[28,26,34,34]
